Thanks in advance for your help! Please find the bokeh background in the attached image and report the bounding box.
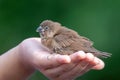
[0,0,119,80]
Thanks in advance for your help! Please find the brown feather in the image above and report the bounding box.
[37,20,111,58]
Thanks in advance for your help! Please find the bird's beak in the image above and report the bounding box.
[36,26,43,33]
[36,26,45,37]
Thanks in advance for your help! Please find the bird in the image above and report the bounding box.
[36,20,111,58]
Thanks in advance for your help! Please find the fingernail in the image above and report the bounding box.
[94,57,100,65]
[86,53,94,62]
[78,51,85,53]
[77,51,86,59]
[58,55,71,63]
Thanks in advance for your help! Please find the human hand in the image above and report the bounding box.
[18,38,104,80]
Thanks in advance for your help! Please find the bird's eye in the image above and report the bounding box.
[45,26,49,30]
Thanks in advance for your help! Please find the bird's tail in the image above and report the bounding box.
[99,52,112,58]
[90,48,112,58]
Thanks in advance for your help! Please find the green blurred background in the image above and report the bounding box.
[0,0,119,80]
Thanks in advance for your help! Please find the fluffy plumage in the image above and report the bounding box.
[36,20,111,58]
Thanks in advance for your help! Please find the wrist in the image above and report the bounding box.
[17,45,36,74]
[0,46,35,80]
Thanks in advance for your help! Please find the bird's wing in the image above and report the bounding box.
[54,30,93,48]
[79,36,93,47]
[53,35,74,54]
[54,30,78,48]
[53,28,94,54]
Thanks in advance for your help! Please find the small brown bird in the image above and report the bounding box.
[36,20,111,58]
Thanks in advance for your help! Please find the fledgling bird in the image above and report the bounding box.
[36,20,111,58]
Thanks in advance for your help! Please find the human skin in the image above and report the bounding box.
[0,38,104,80]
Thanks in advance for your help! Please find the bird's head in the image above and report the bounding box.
[36,20,61,38]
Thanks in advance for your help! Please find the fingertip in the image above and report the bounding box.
[70,51,86,62]
[93,57,100,65]
[77,51,86,59]
[85,53,94,62]
[92,58,105,70]
[57,55,71,64]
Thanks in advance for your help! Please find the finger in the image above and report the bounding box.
[57,53,95,79]
[33,52,71,69]
[92,57,105,70]
[44,63,77,79]
[78,53,95,67]
[56,63,83,80]
[44,51,86,80]
[70,51,86,62]
[77,57,99,76]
